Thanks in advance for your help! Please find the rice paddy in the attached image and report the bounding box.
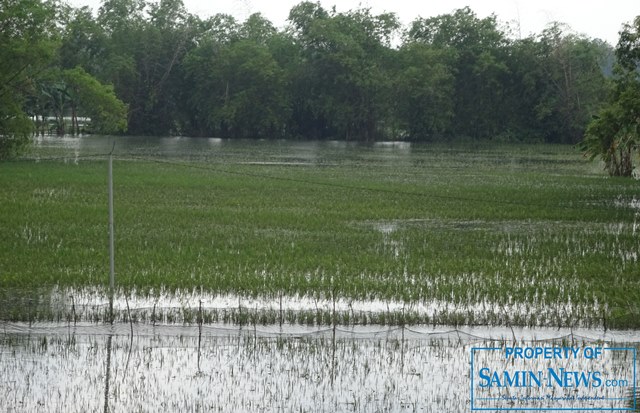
[1,136,638,328]
[1,136,639,411]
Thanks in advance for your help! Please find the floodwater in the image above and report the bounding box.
[29,134,592,172]
[1,322,638,412]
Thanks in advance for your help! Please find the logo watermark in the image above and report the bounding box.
[470,345,637,410]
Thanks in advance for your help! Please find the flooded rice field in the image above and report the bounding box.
[2,137,639,410]
[1,322,638,412]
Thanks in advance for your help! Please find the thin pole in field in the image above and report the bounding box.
[108,143,115,321]
[109,152,115,289]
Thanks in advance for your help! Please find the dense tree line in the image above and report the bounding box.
[1,0,639,158]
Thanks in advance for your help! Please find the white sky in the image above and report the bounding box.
[67,0,639,45]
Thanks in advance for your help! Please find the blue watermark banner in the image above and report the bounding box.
[470,345,637,411]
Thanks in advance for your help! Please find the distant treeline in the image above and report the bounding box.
[0,0,625,144]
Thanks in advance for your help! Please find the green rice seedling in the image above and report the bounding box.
[1,140,639,327]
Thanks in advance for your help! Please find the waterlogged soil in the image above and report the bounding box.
[1,322,638,412]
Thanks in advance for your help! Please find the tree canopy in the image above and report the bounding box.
[0,0,59,157]
[0,0,128,157]
[2,0,637,160]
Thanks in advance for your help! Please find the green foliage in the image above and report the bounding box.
[182,15,289,138]
[392,43,454,139]
[0,0,59,157]
[94,0,195,135]
[287,4,400,140]
[0,0,628,146]
[58,6,106,73]
[210,39,288,138]
[536,24,610,143]
[616,16,640,72]
[62,67,128,134]
[408,7,510,139]
[0,110,32,159]
[581,78,640,176]
[220,41,288,138]
[581,17,640,176]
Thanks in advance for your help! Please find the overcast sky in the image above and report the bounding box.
[67,0,639,45]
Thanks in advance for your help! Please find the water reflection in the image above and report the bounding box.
[27,135,594,178]
[1,322,637,412]
[27,135,422,170]
[103,333,113,413]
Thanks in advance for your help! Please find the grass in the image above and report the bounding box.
[0,139,638,327]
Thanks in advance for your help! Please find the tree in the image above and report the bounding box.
[581,83,639,176]
[5,0,621,146]
[38,72,69,135]
[498,37,549,141]
[616,16,640,73]
[239,12,277,44]
[288,3,400,140]
[408,7,509,139]
[183,18,289,139]
[536,24,610,144]
[182,14,235,136]
[59,6,106,74]
[62,67,128,134]
[581,16,640,177]
[95,0,198,135]
[392,43,454,140]
[0,0,61,157]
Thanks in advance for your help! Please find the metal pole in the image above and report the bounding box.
[108,152,115,291]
